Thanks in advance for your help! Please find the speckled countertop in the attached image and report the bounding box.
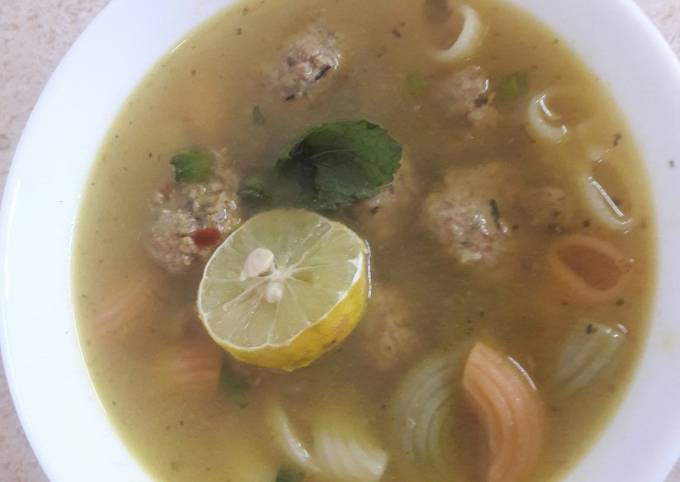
[0,0,679,480]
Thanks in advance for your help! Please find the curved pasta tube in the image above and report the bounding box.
[268,404,388,481]
[432,3,483,63]
[547,234,631,303]
[526,91,569,143]
[463,343,544,482]
[579,166,635,232]
[390,353,460,474]
[553,322,626,396]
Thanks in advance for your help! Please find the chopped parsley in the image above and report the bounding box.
[252,105,266,126]
[497,71,529,101]
[406,72,428,93]
[276,468,304,482]
[170,151,212,183]
[219,368,250,407]
[489,199,502,229]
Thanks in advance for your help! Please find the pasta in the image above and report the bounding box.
[547,234,632,303]
[526,91,570,143]
[463,343,544,482]
[432,3,483,63]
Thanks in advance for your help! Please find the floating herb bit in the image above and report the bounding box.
[275,468,304,482]
[489,198,502,229]
[219,368,251,406]
[278,469,304,482]
[252,105,266,125]
[170,151,213,182]
[406,72,428,92]
[497,71,529,100]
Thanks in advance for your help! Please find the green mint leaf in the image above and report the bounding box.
[238,171,275,203]
[272,120,402,210]
[497,71,529,101]
[170,151,212,183]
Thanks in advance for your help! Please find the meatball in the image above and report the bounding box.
[437,65,500,130]
[517,186,574,232]
[358,285,421,371]
[354,156,418,242]
[424,162,521,267]
[146,157,241,274]
[274,25,341,100]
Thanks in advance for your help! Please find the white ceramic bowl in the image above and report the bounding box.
[1,0,680,481]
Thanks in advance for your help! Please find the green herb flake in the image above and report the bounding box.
[497,71,529,101]
[170,151,212,183]
[219,368,250,407]
[276,468,304,482]
[239,120,402,211]
[489,199,502,230]
[252,105,266,126]
[406,72,428,92]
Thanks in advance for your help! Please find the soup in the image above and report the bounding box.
[73,0,655,481]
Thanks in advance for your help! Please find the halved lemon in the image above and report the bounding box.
[197,209,368,371]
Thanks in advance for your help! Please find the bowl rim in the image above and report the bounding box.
[2,0,680,481]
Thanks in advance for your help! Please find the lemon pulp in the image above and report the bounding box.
[197,209,369,371]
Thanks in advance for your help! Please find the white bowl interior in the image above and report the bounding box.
[1,0,680,481]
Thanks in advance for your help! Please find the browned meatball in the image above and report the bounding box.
[274,25,341,100]
[437,65,500,130]
[146,156,241,274]
[424,161,520,267]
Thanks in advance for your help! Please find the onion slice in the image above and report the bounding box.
[390,353,460,474]
[267,404,387,481]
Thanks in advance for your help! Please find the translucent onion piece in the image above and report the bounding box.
[432,3,482,63]
[390,353,458,474]
[547,234,631,303]
[313,412,388,482]
[267,403,319,473]
[580,169,634,232]
[463,343,544,482]
[222,438,278,482]
[267,404,387,481]
[155,334,223,396]
[553,322,626,396]
[92,270,161,341]
[526,91,569,143]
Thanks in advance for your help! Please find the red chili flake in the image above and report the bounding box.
[191,227,221,247]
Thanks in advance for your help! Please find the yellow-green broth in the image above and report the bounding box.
[73,0,656,481]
